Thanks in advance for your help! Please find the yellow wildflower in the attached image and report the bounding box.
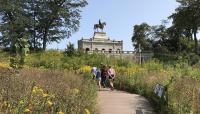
[7,103,11,108]
[84,109,90,114]
[47,100,53,107]
[58,111,64,114]
[0,62,10,68]
[74,88,79,94]
[32,89,36,94]
[24,108,31,113]
[33,86,38,90]
[32,86,38,94]
[43,93,49,97]
[71,88,79,95]
[19,100,24,105]
[38,88,44,93]
[33,86,43,92]
[79,66,92,73]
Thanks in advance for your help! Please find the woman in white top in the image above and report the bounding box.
[107,65,115,90]
[91,67,97,80]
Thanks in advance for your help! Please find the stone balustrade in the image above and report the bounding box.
[86,50,136,54]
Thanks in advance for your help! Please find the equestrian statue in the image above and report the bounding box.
[94,19,106,32]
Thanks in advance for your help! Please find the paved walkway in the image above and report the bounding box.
[98,89,155,114]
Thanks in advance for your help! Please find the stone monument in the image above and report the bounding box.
[78,20,123,53]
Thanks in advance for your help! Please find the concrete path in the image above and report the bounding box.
[98,89,155,114]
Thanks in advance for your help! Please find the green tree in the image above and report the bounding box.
[152,21,168,42]
[0,0,88,51]
[151,23,170,53]
[34,0,88,50]
[132,23,152,51]
[0,0,30,52]
[0,0,30,68]
[169,0,200,53]
[65,42,76,57]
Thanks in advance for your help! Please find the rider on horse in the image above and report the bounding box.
[94,19,106,32]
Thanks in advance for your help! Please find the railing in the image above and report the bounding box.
[86,50,136,54]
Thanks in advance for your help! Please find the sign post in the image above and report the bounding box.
[154,83,165,98]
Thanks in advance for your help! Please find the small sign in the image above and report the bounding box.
[154,83,164,98]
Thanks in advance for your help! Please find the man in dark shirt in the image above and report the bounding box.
[101,65,108,88]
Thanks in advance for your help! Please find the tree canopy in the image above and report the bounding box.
[132,0,200,54]
[132,23,152,51]
[0,0,88,51]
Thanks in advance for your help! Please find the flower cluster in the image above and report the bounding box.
[0,62,10,68]
[85,108,90,114]
[79,65,92,73]
[115,66,143,76]
[70,88,80,95]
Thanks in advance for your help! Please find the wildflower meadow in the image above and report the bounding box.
[1,50,200,114]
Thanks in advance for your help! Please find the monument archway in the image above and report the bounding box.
[109,49,112,53]
[86,48,90,52]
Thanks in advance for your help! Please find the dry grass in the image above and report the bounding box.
[114,64,200,114]
[0,67,97,114]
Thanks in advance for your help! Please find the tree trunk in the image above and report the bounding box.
[193,28,198,54]
[33,17,36,50]
[42,29,48,51]
[33,0,36,51]
[186,28,193,41]
[33,34,36,50]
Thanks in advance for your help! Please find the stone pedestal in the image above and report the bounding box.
[93,32,109,40]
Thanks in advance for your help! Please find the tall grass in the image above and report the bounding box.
[25,50,134,70]
[0,50,9,63]
[114,60,200,114]
[0,67,98,114]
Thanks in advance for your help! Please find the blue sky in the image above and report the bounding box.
[48,0,178,51]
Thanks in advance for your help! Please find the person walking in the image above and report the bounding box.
[101,65,108,88]
[95,68,102,90]
[108,65,116,90]
[91,66,97,80]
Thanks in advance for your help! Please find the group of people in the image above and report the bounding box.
[91,64,116,91]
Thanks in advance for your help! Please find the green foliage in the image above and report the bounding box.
[132,23,152,51]
[62,56,85,71]
[131,0,200,54]
[169,0,200,53]
[0,0,88,50]
[9,37,30,69]
[64,43,76,57]
[143,60,164,71]
[26,50,63,68]
[116,58,134,67]
[0,50,9,62]
[179,37,194,52]
[0,0,31,50]
[187,53,200,66]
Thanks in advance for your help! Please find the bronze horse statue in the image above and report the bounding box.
[94,20,106,32]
